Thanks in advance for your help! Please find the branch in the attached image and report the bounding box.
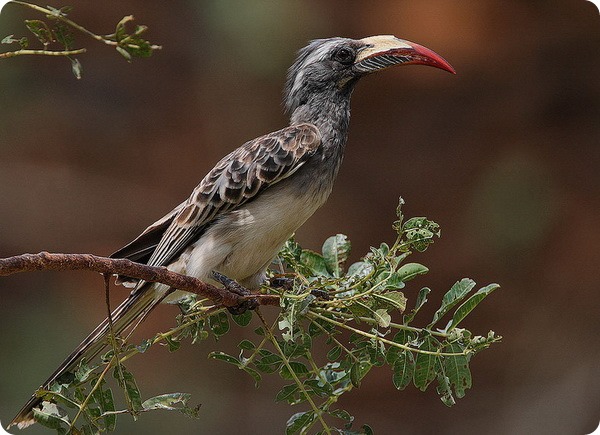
[0,48,86,58]
[0,252,280,308]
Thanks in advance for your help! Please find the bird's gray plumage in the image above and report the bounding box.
[10,35,455,429]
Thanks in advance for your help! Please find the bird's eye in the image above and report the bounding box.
[334,47,355,64]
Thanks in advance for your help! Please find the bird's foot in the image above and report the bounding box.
[211,270,259,314]
[310,289,331,300]
[269,275,295,290]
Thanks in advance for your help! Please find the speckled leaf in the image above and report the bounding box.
[429,278,476,327]
[443,342,472,398]
[322,234,351,277]
[413,336,439,391]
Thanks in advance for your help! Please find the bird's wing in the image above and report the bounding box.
[113,123,321,271]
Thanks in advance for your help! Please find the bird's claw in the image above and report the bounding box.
[211,270,258,314]
[269,276,295,290]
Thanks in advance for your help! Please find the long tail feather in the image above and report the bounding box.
[8,283,171,429]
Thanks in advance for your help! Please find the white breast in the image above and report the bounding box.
[180,181,331,289]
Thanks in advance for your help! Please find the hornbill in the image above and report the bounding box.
[9,35,454,429]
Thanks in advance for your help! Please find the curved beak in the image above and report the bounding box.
[354,35,456,75]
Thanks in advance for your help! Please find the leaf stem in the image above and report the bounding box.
[311,308,450,338]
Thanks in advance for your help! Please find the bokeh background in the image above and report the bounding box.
[0,1,598,434]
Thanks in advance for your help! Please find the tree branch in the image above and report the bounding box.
[0,252,280,308]
[0,48,87,59]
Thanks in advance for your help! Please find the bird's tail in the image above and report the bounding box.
[8,282,172,430]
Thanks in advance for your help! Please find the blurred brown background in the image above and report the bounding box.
[0,1,598,434]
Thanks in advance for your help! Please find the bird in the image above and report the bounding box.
[9,34,454,429]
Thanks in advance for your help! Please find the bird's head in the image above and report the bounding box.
[284,35,455,115]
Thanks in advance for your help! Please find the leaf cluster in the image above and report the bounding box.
[32,199,500,434]
[1,3,160,78]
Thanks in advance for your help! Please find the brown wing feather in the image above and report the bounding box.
[114,123,321,271]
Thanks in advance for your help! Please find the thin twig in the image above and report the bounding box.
[308,311,470,357]
[0,48,87,58]
[11,1,104,42]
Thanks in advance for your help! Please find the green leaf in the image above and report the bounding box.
[322,234,351,277]
[373,291,407,312]
[286,411,315,434]
[242,366,262,386]
[53,22,73,50]
[392,351,415,390]
[403,217,441,252]
[135,338,152,354]
[320,364,347,385]
[210,350,261,385]
[396,263,429,283]
[348,299,375,318]
[300,250,331,276]
[116,45,132,61]
[74,360,97,383]
[278,316,295,342]
[329,408,354,424]
[379,271,406,290]
[386,329,414,365]
[276,384,300,402]
[443,342,472,398]
[32,402,70,434]
[403,287,431,324]
[362,424,375,435]
[42,386,79,410]
[327,345,342,361]
[413,336,439,391]
[209,351,240,366]
[70,58,82,80]
[115,15,133,42]
[304,379,333,397]
[347,261,374,279]
[282,334,311,359]
[429,278,476,327]
[238,339,256,351]
[232,310,252,326]
[208,311,230,337]
[142,393,201,418]
[19,36,29,49]
[350,360,372,388]
[279,361,310,380]
[24,20,54,46]
[164,335,181,352]
[447,283,500,331]
[1,34,16,44]
[255,350,283,373]
[436,371,456,407]
[374,308,391,328]
[94,387,116,430]
[142,392,191,410]
[81,424,101,435]
[113,365,143,412]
